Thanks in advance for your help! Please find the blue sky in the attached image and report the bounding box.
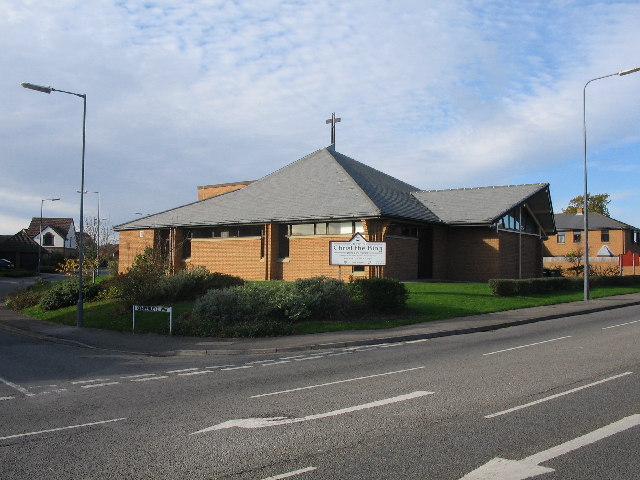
[2,0,639,235]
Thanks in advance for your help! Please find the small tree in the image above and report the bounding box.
[563,250,584,277]
[115,247,168,306]
[562,193,610,216]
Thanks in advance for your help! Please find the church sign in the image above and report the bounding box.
[330,233,386,266]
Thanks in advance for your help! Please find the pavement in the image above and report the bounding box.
[2,282,640,356]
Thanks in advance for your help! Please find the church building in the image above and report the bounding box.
[115,146,555,283]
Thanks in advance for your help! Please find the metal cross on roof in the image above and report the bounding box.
[325,112,341,146]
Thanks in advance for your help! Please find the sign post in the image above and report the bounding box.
[330,233,386,278]
[132,305,173,335]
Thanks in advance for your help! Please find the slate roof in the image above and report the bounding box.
[412,184,556,233]
[115,147,440,230]
[25,218,74,238]
[554,213,638,231]
[114,147,555,233]
[0,230,45,253]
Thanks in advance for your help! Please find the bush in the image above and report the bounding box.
[286,277,353,320]
[350,278,408,312]
[184,284,293,337]
[489,275,640,296]
[114,247,168,306]
[6,288,45,311]
[39,279,103,311]
[157,267,244,302]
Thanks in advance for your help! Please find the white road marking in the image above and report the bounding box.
[0,376,34,397]
[294,356,325,361]
[460,414,640,479]
[81,382,120,389]
[120,373,158,379]
[0,396,16,401]
[261,467,317,479]
[250,367,426,398]
[166,368,199,373]
[483,336,572,356]
[71,378,111,385]
[178,370,212,376]
[131,375,169,382]
[485,371,633,418]
[261,360,291,366]
[602,319,640,329]
[0,418,127,441]
[221,365,253,371]
[205,365,236,369]
[279,355,308,360]
[192,391,434,433]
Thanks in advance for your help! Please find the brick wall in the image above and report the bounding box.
[118,230,154,273]
[498,231,543,279]
[544,228,638,258]
[189,237,265,280]
[282,235,347,281]
[197,181,252,200]
[384,236,418,280]
[445,227,500,282]
[431,226,449,279]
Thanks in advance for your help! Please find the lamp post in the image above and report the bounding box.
[22,82,87,327]
[92,191,103,280]
[582,66,640,301]
[38,197,60,274]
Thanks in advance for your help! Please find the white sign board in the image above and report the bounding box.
[330,233,386,266]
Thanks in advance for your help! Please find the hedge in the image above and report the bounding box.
[489,275,640,297]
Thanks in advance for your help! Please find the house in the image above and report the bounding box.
[114,147,556,282]
[0,230,46,270]
[25,217,78,257]
[543,210,640,275]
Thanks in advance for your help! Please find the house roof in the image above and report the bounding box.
[0,230,45,253]
[25,218,74,238]
[412,183,556,233]
[115,147,440,231]
[554,212,638,231]
[114,147,555,233]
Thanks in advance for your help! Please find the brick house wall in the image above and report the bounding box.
[118,230,155,273]
[431,226,449,280]
[498,231,543,279]
[189,237,265,280]
[384,236,418,280]
[444,227,500,282]
[197,181,252,200]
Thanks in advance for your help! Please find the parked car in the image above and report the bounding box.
[0,258,15,269]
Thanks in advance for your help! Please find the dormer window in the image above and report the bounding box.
[43,232,54,246]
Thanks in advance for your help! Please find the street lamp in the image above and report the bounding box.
[38,197,60,274]
[92,191,103,280]
[22,82,87,327]
[582,66,640,301]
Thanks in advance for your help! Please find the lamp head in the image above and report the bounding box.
[619,67,640,76]
[21,82,52,94]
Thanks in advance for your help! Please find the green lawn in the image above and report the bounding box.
[14,281,640,336]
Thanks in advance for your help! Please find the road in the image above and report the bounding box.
[1,304,638,479]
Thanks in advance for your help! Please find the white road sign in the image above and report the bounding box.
[330,233,386,266]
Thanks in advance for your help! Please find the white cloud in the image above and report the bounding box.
[2,0,640,234]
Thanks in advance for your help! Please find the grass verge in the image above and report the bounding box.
[12,281,640,336]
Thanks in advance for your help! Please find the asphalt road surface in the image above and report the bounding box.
[1,305,638,479]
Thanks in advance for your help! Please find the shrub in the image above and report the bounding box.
[489,275,640,296]
[39,279,103,311]
[157,267,244,302]
[286,277,353,320]
[6,288,45,311]
[350,278,408,312]
[113,247,168,306]
[185,284,292,337]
